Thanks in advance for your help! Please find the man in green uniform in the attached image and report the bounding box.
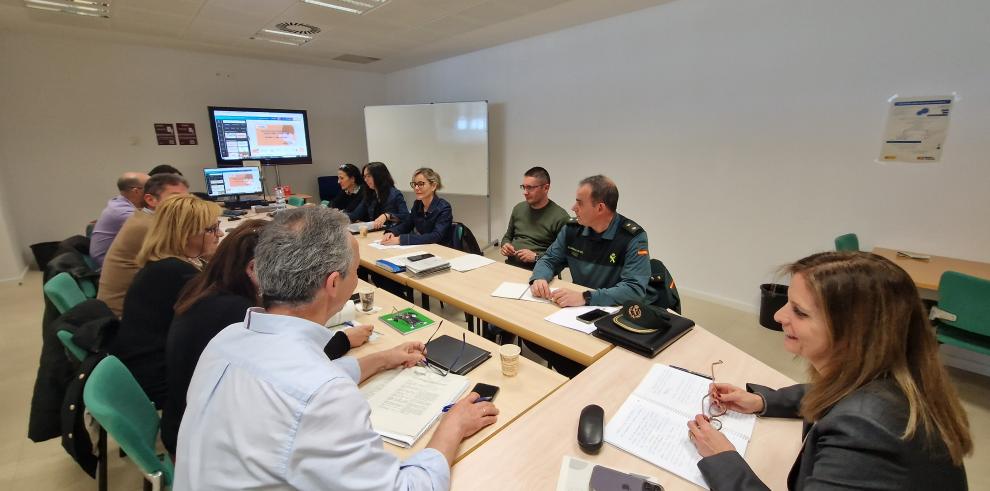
[500,166,570,270]
[528,175,658,375]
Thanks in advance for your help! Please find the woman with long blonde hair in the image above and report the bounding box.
[110,195,223,406]
[688,251,971,490]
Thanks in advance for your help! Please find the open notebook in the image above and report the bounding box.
[604,364,757,490]
[359,367,468,448]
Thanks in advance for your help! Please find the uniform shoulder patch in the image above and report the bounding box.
[620,219,645,236]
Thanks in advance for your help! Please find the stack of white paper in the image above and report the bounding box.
[544,306,620,334]
[449,254,495,272]
[360,368,468,448]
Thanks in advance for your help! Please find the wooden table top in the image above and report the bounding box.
[355,232,614,366]
[348,280,568,463]
[450,327,803,490]
[872,247,990,290]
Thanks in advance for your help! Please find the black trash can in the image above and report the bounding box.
[29,241,61,271]
[759,283,788,331]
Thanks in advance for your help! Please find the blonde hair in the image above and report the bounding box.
[137,195,221,265]
[413,167,442,190]
[790,252,972,465]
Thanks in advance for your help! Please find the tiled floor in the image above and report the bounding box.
[2,266,986,489]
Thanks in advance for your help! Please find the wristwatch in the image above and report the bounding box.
[582,291,592,304]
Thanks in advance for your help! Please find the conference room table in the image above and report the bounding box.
[450,325,804,490]
[872,247,990,291]
[354,231,614,367]
[346,279,568,463]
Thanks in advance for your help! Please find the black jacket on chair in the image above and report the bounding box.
[697,380,968,490]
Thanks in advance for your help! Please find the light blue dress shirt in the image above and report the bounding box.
[173,308,450,490]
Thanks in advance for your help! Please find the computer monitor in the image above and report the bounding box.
[203,167,264,198]
[207,106,313,166]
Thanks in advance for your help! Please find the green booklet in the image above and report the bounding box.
[379,308,435,335]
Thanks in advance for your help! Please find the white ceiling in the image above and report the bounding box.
[0,0,673,73]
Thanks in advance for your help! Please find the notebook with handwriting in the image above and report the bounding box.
[360,367,468,448]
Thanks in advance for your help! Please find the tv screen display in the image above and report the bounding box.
[203,167,264,198]
[208,106,312,165]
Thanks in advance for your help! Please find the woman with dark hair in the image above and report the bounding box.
[331,163,364,214]
[347,161,409,228]
[161,219,372,456]
[688,251,971,490]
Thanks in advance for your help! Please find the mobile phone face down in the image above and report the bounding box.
[471,383,499,401]
[577,308,609,324]
[407,253,434,261]
[590,465,661,491]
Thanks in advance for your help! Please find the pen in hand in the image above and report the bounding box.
[441,397,492,413]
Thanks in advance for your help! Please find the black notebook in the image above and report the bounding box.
[424,334,491,375]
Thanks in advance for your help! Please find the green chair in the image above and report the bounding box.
[320,200,330,208]
[57,330,88,362]
[931,271,990,356]
[43,272,88,314]
[834,233,860,252]
[84,356,174,491]
[85,221,96,238]
[287,196,305,207]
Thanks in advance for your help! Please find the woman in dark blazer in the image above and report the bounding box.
[347,161,409,228]
[688,251,971,490]
[331,163,363,215]
[381,167,453,246]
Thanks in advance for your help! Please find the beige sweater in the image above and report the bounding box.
[97,210,153,317]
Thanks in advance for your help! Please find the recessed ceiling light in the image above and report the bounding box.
[24,0,110,17]
[302,0,389,15]
[262,29,312,40]
[253,37,304,47]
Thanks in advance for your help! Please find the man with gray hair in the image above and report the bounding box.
[174,207,498,490]
[89,171,149,266]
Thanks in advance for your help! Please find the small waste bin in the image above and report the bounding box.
[759,283,788,331]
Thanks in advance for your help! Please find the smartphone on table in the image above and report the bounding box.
[577,308,609,324]
[471,383,499,401]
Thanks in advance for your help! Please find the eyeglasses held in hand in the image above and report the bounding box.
[702,360,727,430]
[417,321,466,377]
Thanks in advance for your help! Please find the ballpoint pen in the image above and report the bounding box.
[670,365,713,380]
[442,397,492,413]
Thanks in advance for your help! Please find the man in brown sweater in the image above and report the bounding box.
[97,173,189,316]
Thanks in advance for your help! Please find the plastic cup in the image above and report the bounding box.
[359,290,374,312]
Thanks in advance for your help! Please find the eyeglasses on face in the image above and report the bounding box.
[410,181,431,189]
[519,184,546,191]
[205,223,222,236]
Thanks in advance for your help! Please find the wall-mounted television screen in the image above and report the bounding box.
[207,106,312,166]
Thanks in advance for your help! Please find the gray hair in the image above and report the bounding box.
[255,207,354,308]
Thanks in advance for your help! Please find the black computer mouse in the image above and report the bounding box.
[577,404,604,454]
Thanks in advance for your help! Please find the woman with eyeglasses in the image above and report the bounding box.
[331,163,364,215]
[347,162,409,229]
[110,195,224,407]
[161,219,372,457]
[381,168,453,246]
[687,251,971,490]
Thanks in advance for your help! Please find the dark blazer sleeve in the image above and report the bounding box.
[748,383,807,418]
[384,188,409,223]
[698,451,771,491]
[323,331,351,360]
[347,198,369,222]
[400,199,453,246]
[387,200,417,236]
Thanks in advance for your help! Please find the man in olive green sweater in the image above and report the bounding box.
[500,167,570,270]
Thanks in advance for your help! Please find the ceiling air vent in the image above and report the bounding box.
[275,22,322,36]
[334,54,381,64]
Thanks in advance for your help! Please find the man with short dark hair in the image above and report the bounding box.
[527,175,658,376]
[148,164,182,176]
[97,173,189,316]
[499,166,570,270]
[175,208,498,490]
[89,172,149,266]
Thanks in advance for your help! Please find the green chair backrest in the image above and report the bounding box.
[43,272,88,314]
[834,233,860,252]
[57,330,88,362]
[287,196,305,207]
[937,271,990,336]
[320,200,330,208]
[85,222,95,238]
[83,356,174,486]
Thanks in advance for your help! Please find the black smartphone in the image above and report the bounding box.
[577,308,609,324]
[407,253,435,262]
[471,383,499,401]
[590,465,663,491]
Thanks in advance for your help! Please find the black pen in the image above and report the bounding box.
[670,365,713,380]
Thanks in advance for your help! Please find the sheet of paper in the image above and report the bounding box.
[361,368,468,447]
[519,287,556,304]
[491,282,529,299]
[449,254,495,272]
[544,306,620,334]
[369,240,417,250]
[879,95,953,163]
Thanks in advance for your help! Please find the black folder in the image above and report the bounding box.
[424,334,491,375]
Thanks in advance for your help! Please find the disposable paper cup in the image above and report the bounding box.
[500,344,521,377]
[359,225,368,237]
[359,290,374,312]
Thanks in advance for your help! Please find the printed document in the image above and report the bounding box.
[360,368,468,448]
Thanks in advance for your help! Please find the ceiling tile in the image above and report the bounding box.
[117,0,205,17]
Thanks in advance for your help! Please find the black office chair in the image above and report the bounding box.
[317,176,342,203]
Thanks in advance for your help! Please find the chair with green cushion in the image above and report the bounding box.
[320,200,330,208]
[85,221,96,238]
[834,233,860,252]
[57,329,88,362]
[931,271,990,356]
[287,196,305,207]
[84,356,174,491]
[43,272,88,314]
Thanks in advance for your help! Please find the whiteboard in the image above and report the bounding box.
[364,102,489,196]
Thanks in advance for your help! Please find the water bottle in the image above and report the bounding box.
[274,186,286,212]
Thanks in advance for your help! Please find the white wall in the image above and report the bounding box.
[0,176,26,282]
[0,32,385,264]
[385,0,990,310]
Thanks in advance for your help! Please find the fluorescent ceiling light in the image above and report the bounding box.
[25,0,110,16]
[262,29,312,40]
[253,37,305,46]
[25,4,60,11]
[303,0,362,14]
[27,0,98,10]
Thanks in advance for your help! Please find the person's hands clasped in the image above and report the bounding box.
[550,288,586,307]
[687,414,736,458]
[514,249,537,263]
[709,383,764,414]
[500,242,516,257]
[385,341,426,369]
[380,232,400,245]
[443,392,499,438]
[344,324,373,348]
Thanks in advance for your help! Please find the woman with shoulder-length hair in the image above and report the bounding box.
[381,167,453,246]
[688,251,971,490]
[347,161,409,229]
[111,195,224,407]
[331,163,364,215]
[161,219,371,456]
